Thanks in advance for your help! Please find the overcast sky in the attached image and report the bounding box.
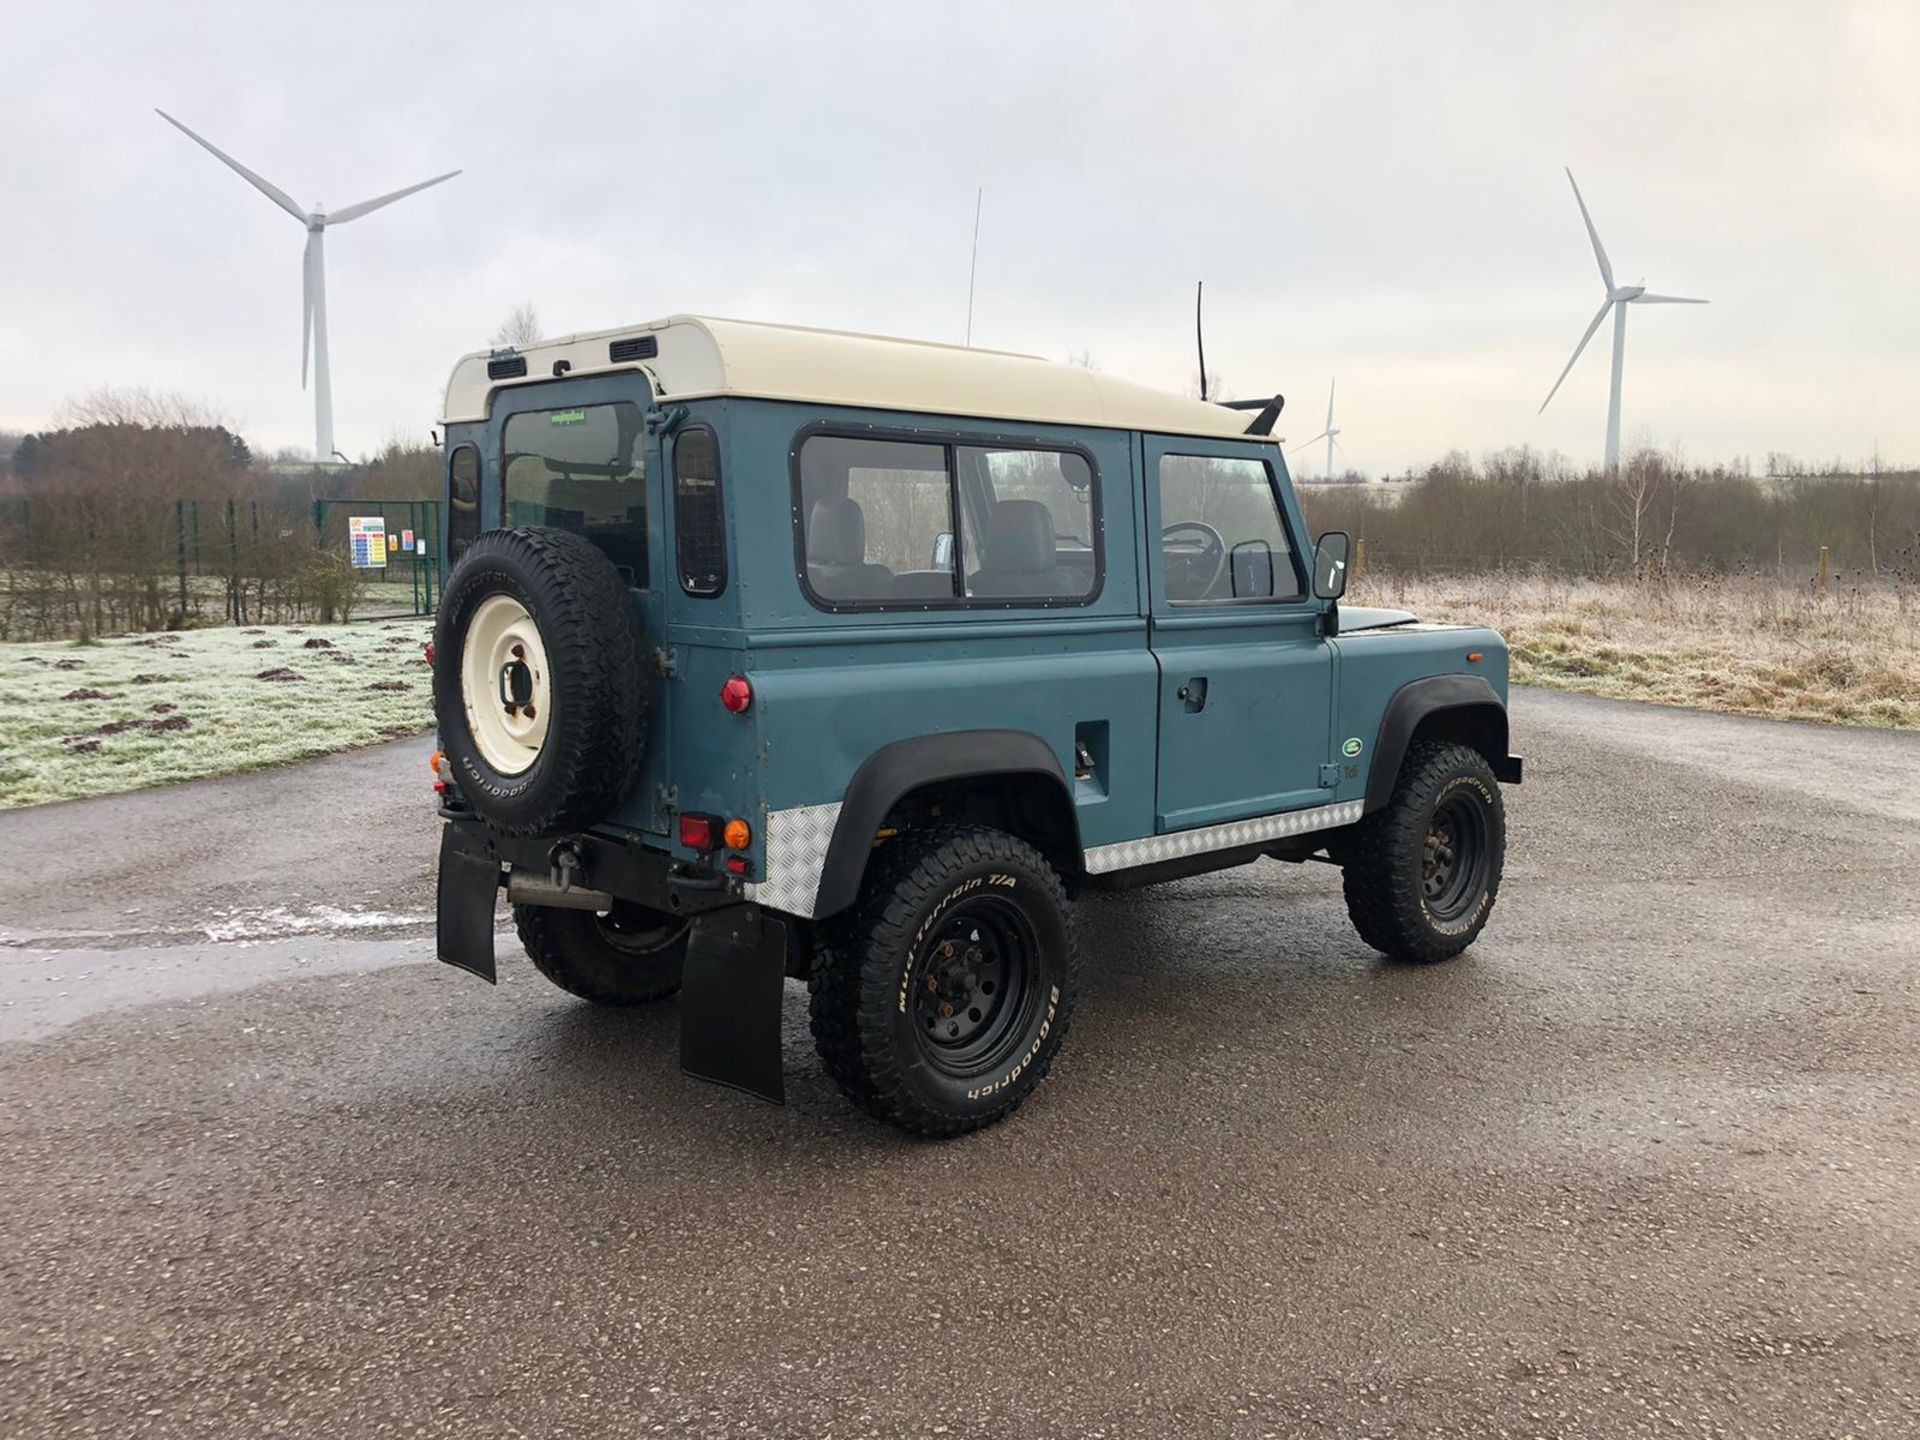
[2,1,1914,472]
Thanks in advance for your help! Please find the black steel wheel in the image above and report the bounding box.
[809,825,1076,1138]
[1338,740,1506,963]
[515,901,689,1005]
[1420,787,1493,925]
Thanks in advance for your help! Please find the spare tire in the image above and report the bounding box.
[433,527,646,836]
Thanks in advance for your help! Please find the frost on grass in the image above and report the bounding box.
[1355,574,1920,730]
[0,619,432,809]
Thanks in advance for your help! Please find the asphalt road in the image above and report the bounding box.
[1,690,1915,1438]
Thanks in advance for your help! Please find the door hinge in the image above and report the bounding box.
[1318,763,1341,788]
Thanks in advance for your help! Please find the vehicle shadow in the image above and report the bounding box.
[418,862,1507,1169]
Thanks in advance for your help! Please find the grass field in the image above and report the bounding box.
[4,574,1913,810]
[0,619,432,809]
[1356,573,1920,729]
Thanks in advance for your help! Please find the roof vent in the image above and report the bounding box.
[487,355,528,380]
[609,335,658,363]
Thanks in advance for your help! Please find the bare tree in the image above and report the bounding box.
[492,302,542,347]
[1063,349,1101,372]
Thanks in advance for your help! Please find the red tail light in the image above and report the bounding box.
[720,675,753,714]
[678,814,717,851]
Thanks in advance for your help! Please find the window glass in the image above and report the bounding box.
[796,433,1102,608]
[1157,454,1301,603]
[447,445,480,562]
[799,436,955,603]
[959,449,1097,600]
[502,402,647,583]
[673,428,726,596]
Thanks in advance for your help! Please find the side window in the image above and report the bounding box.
[673,427,726,596]
[1157,454,1303,603]
[795,432,1102,609]
[447,444,480,561]
[799,436,955,603]
[959,448,1097,601]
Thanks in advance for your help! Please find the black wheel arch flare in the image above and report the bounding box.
[1364,674,1514,815]
[812,730,1081,919]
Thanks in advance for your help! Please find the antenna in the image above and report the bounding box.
[1195,281,1208,401]
[964,187,983,346]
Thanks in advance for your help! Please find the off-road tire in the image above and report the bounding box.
[809,826,1076,1138]
[434,527,645,836]
[514,903,688,1005]
[1340,740,1505,964]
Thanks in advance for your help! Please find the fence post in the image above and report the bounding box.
[1352,537,1366,586]
[175,500,188,618]
[226,497,239,624]
[1817,545,1830,597]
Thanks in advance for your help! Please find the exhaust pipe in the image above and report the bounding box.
[505,869,613,913]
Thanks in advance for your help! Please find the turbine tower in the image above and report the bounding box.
[157,110,460,462]
[1292,379,1342,481]
[1539,168,1706,473]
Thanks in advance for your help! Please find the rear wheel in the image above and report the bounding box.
[1339,741,1505,963]
[809,826,1076,1137]
[515,902,689,1005]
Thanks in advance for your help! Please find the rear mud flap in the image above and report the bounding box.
[680,908,791,1105]
[437,826,502,983]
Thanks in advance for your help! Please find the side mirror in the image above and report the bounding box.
[1313,531,1351,601]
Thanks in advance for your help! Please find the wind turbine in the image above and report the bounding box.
[156,110,460,462]
[1539,168,1706,473]
[1292,379,1342,481]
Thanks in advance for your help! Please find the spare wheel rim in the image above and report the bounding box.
[461,593,552,775]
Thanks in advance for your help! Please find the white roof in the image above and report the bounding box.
[442,314,1273,443]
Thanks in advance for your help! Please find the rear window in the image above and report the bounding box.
[502,402,647,583]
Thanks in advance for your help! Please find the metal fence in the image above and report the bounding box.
[0,494,443,641]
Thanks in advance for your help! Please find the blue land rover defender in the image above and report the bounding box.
[431,316,1522,1136]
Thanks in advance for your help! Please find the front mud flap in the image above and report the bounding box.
[680,908,791,1105]
[437,825,502,983]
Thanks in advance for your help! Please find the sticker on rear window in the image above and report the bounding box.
[549,409,587,426]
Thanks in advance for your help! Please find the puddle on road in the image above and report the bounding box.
[0,932,445,1044]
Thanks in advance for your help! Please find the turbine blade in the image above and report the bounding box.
[1326,378,1336,431]
[301,231,315,389]
[326,170,462,224]
[1565,168,1614,291]
[1631,293,1709,304]
[1291,431,1331,451]
[155,108,306,221]
[1539,298,1614,414]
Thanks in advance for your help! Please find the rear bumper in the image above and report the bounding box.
[1493,754,1524,785]
[434,817,792,1105]
[434,817,747,981]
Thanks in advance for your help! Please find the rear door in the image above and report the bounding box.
[1143,436,1333,831]
[492,377,670,835]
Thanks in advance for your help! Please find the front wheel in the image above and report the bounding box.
[514,902,689,1004]
[809,826,1076,1138]
[1339,741,1506,963]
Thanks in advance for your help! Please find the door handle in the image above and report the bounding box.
[1177,677,1208,713]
